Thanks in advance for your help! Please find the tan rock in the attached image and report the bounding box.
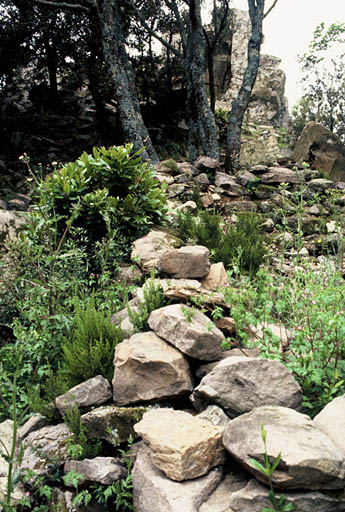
[313,394,345,455]
[133,446,223,512]
[0,420,25,504]
[148,304,224,361]
[112,331,193,405]
[159,245,210,279]
[134,409,225,481]
[201,262,229,291]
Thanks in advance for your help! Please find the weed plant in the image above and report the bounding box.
[224,260,345,415]
[127,276,165,332]
[176,209,267,277]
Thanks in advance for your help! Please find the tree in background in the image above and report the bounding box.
[293,22,345,141]
[224,0,278,173]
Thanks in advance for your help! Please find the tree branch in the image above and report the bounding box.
[32,0,90,12]
[263,0,279,19]
[124,0,183,59]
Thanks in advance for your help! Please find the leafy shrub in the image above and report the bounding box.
[59,299,125,388]
[176,209,267,277]
[35,143,168,264]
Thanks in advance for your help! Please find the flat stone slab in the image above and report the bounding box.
[134,409,225,481]
[223,406,345,490]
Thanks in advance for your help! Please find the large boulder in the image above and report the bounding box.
[293,121,345,181]
[148,304,224,361]
[55,375,112,415]
[134,409,225,481]
[133,446,223,512]
[191,357,302,417]
[112,331,193,405]
[223,406,345,490]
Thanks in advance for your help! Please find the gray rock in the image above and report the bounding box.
[228,478,345,512]
[200,473,248,512]
[113,331,193,405]
[81,405,146,444]
[133,446,223,512]
[0,210,27,246]
[214,172,246,196]
[18,414,47,440]
[192,357,302,417]
[194,173,210,185]
[148,304,224,361]
[131,230,182,274]
[259,167,301,184]
[194,156,220,175]
[197,405,231,429]
[308,178,337,192]
[64,457,126,485]
[21,423,71,475]
[159,245,210,279]
[55,375,112,416]
[223,406,345,490]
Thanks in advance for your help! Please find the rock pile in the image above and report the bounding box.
[2,226,345,511]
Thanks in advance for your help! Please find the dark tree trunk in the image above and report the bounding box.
[44,35,58,106]
[225,0,264,173]
[97,0,158,162]
[88,48,107,126]
[186,0,219,162]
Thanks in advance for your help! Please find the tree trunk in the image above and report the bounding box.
[186,0,219,162]
[97,0,158,162]
[225,0,264,173]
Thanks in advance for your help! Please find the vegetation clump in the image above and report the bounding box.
[176,209,267,277]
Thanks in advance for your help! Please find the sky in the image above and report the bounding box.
[220,0,345,110]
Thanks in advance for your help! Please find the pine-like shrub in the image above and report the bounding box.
[60,300,124,388]
[127,277,166,332]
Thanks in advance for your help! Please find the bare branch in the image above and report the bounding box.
[124,0,183,59]
[32,0,90,12]
[263,0,279,19]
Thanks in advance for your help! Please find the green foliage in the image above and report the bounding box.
[160,158,178,172]
[249,424,296,512]
[127,275,165,332]
[176,209,267,277]
[64,405,102,460]
[36,143,168,263]
[224,261,345,415]
[59,299,125,389]
[297,22,345,141]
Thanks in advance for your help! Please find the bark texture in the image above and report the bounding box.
[225,0,264,173]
